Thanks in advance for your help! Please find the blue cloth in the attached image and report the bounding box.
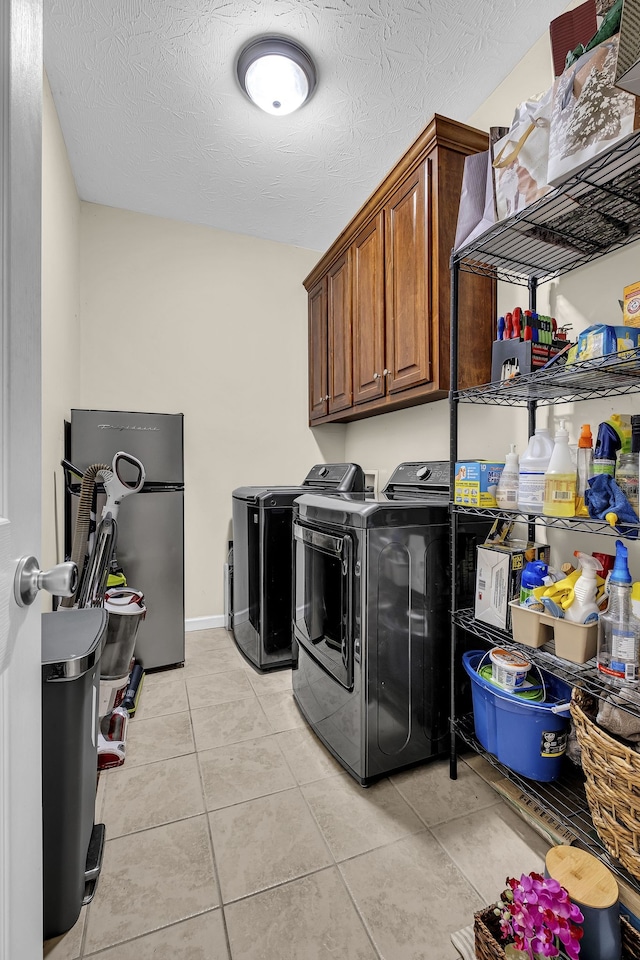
[585,473,639,539]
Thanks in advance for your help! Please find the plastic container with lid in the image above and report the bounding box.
[518,427,554,514]
[543,420,577,518]
[489,647,531,690]
[496,444,519,509]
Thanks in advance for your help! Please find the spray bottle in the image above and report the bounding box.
[597,540,640,683]
[496,444,519,509]
[594,420,622,476]
[543,420,577,518]
[565,553,602,624]
[575,424,593,517]
[520,560,549,607]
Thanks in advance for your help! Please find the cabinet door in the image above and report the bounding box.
[352,213,385,405]
[384,163,431,394]
[308,278,328,422]
[327,252,353,413]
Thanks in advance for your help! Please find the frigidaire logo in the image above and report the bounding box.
[98,424,160,432]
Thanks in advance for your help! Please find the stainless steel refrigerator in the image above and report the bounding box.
[66,409,185,670]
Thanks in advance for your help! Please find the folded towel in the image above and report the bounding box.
[597,686,640,741]
[585,474,639,538]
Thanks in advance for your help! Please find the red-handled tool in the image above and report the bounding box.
[504,312,513,339]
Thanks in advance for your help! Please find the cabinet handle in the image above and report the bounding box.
[325,394,330,401]
[383,368,390,376]
[373,372,380,380]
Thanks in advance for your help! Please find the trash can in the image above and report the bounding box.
[42,608,107,939]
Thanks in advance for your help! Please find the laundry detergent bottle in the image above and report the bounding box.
[518,427,554,515]
[543,420,577,518]
[597,539,640,683]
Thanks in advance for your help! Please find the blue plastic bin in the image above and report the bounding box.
[462,650,572,782]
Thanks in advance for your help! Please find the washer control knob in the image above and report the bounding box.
[416,465,430,480]
[318,466,329,478]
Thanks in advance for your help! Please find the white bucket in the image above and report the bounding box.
[489,647,531,690]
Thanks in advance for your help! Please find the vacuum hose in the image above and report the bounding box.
[60,463,110,608]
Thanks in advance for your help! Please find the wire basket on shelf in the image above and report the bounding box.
[570,687,640,882]
[474,905,640,959]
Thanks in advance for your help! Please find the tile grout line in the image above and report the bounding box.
[80,908,223,959]
[194,715,235,960]
[295,773,385,959]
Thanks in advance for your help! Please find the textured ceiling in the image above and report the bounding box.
[43,0,568,252]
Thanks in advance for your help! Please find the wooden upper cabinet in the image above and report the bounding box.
[327,252,352,413]
[352,213,385,405]
[304,114,495,425]
[384,162,430,395]
[308,278,328,422]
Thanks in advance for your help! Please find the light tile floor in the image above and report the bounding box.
[44,628,550,960]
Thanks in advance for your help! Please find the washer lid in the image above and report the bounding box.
[42,608,107,681]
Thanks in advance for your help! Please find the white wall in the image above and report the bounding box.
[41,73,81,582]
[78,205,346,620]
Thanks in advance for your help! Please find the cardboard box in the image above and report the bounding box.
[454,461,504,507]
[475,540,551,630]
[566,324,640,363]
[623,281,640,327]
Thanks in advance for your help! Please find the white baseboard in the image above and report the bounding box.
[185,615,225,632]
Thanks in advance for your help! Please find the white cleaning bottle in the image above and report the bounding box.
[496,444,519,510]
[543,420,577,518]
[565,552,602,624]
[518,427,554,515]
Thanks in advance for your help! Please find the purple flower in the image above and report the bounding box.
[497,873,584,960]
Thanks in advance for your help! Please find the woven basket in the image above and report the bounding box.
[474,905,640,959]
[570,687,640,881]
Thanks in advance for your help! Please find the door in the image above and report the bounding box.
[1,2,44,958]
[293,521,354,690]
[352,213,385,404]
[326,252,352,414]
[308,278,328,422]
[385,162,432,393]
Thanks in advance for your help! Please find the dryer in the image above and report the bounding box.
[292,461,490,784]
[231,463,364,671]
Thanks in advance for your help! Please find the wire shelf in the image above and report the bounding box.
[454,607,640,714]
[454,714,640,892]
[451,503,640,539]
[453,131,640,284]
[453,347,640,405]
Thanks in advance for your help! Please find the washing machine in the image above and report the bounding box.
[291,461,490,784]
[231,463,365,671]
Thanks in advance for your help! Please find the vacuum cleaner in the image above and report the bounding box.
[62,451,147,768]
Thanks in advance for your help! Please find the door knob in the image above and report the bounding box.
[14,557,78,607]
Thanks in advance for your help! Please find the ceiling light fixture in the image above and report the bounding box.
[236,36,317,116]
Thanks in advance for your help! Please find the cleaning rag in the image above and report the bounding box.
[597,686,640,742]
[584,473,639,538]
